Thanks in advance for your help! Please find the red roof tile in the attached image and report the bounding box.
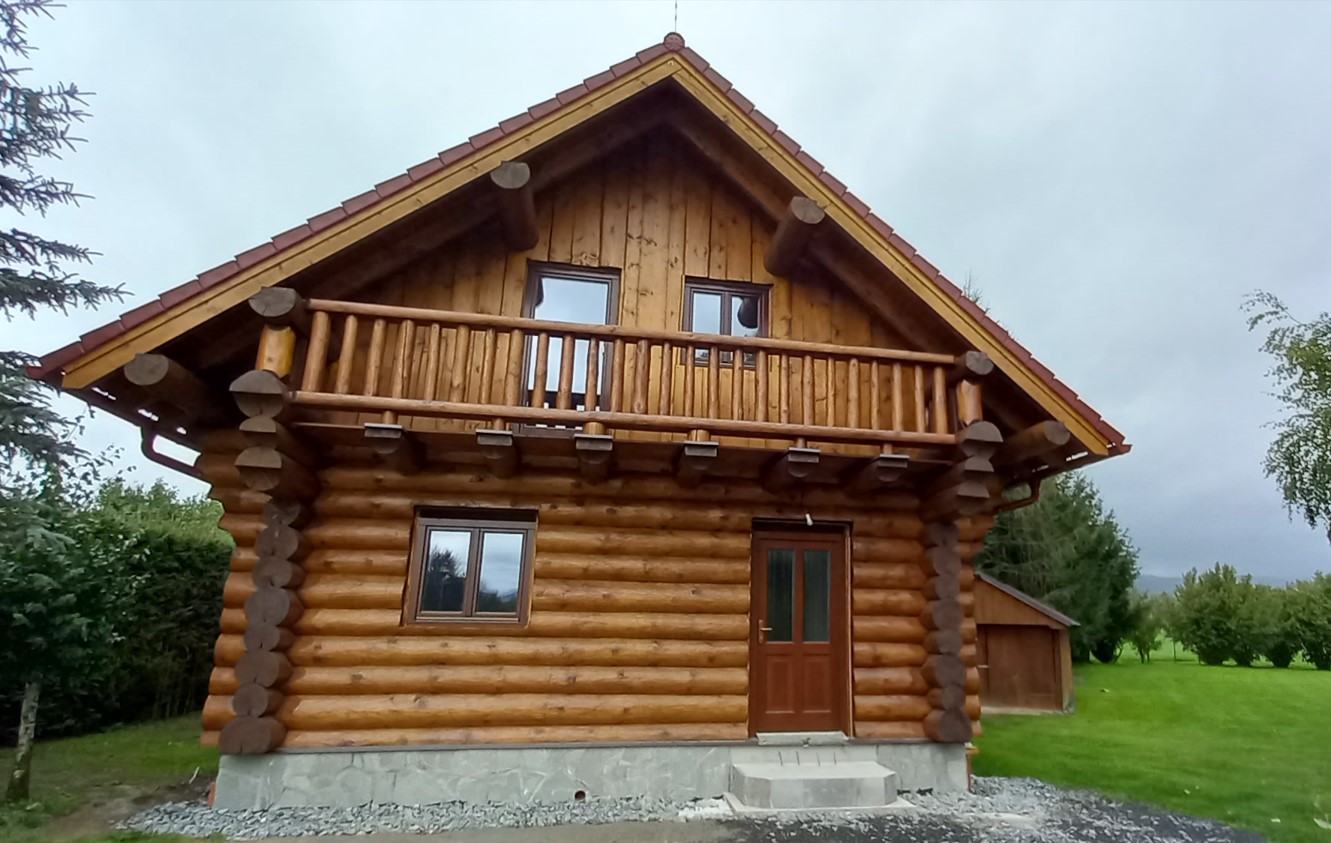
[30,32,1125,451]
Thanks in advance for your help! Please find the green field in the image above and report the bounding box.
[0,715,215,842]
[975,649,1331,843]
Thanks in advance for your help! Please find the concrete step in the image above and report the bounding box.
[728,760,899,810]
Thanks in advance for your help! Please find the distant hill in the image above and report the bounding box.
[1137,573,1291,595]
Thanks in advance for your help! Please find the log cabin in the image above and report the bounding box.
[29,33,1128,810]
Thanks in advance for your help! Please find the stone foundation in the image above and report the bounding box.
[214,742,967,809]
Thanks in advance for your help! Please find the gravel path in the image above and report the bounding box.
[123,777,1266,842]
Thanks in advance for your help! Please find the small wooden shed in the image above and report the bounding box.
[974,573,1078,713]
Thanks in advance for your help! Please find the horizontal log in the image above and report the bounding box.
[209,485,267,516]
[219,609,750,641]
[303,519,410,551]
[994,421,1072,469]
[124,352,233,422]
[236,448,319,499]
[854,695,932,722]
[532,580,748,615]
[924,629,963,656]
[852,643,927,668]
[211,664,748,697]
[849,536,922,564]
[926,685,967,712]
[230,369,292,421]
[853,667,927,696]
[315,464,919,510]
[282,722,748,749]
[966,693,982,721]
[201,730,219,748]
[764,196,825,277]
[536,528,751,559]
[851,589,927,616]
[851,616,927,644]
[240,416,321,469]
[277,693,747,730]
[923,654,967,688]
[853,720,926,740]
[312,493,922,538]
[204,694,234,730]
[966,666,981,695]
[232,685,284,718]
[253,558,306,590]
[218,513,262,546]
[216,635,749,668]
[852,562,927,590]
[534,554,748,585]
[921,599,963,632]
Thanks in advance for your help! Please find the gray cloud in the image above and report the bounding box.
[11,0,1327,579]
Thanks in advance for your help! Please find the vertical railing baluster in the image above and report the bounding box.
[364,318,387,396]
[529,332,549,408]
[632,339,651,415]
[476,328,497,407]
[610,338,625,412]
[300,310,331,392]
[657,341,673,417]
[755,349,768,423]
[502,328,524,428]
[802,353,814,426]
[450,324,473,403]
[333,314,358,395]
[932,365,948,435]
[848,358,860,430]
[780,353,791,425]
[707,344,720,420]
[891,362,904,432]
[584,336,600,412]
[729,345,742,420]
[556,330,577,410]
[422,323,442,402]
[385,319,414,425]
[683,345,695,417]
[870,359,881,430]
[826,358,837,428]
[913,364,927,433]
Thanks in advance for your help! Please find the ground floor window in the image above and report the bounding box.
[405,510,536,625]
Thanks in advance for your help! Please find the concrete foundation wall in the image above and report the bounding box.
[214,742,967,810]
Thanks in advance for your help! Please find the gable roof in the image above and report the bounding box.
[30,32,1126,458]
[976,572,1080,628]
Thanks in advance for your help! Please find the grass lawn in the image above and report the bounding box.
[975,650,1331,843]
[0,715,216,842]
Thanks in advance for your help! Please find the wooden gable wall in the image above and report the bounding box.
[318,134,917,451]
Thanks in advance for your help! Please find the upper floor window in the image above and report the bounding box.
[684,279,768,365]
[405,509,536,625]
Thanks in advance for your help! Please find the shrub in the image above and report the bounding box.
[1292,574,1331,670]
[1249,585,1300,669]
[1172,564,1248,665]
[1126,591,1167,663]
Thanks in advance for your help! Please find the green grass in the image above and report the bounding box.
[0,715,216,842]
[975,655,1331,843]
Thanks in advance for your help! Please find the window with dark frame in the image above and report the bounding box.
[523,264,620,418]
[405,510,536,625]
[683,279,768,366]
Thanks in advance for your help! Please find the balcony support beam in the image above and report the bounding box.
[365,422,422,475]
[994,421,1072,471]
[477,429,520,478]
[123,352,233,424]
[763,446,820,493]
[574,433,614,482]
[764,197,825,278]
[491,161,539,251]
[847,452,910,493]
[675,440,719,489]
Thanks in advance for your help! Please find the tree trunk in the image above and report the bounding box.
[5,681,40,803]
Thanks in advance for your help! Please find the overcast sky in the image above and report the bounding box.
[10,1,1328,580]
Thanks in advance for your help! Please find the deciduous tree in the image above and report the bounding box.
[1244,292,1331,542]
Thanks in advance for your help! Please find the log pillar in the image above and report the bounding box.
[918,421,1001,744]
[221,368,322,755]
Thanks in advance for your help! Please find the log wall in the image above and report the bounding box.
[200,453,987,750]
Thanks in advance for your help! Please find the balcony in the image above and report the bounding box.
[276,298,990,487]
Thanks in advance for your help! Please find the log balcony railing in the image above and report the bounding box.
[285,298,990,458]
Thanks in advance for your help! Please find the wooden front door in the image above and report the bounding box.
[749,531,849,733]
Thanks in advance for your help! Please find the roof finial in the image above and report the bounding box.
[663,31,685,52]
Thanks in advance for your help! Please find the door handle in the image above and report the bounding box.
[757,620,773,643]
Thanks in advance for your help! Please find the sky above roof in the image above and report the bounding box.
[12,1,1328,580]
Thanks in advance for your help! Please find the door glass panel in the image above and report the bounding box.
[766,548,795,642]
[526,273,614,417]
[803,549,831,643]
[420,529,472,613]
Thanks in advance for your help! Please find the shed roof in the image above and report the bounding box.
[976,572,1080,628]
[29,33,1126,459]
